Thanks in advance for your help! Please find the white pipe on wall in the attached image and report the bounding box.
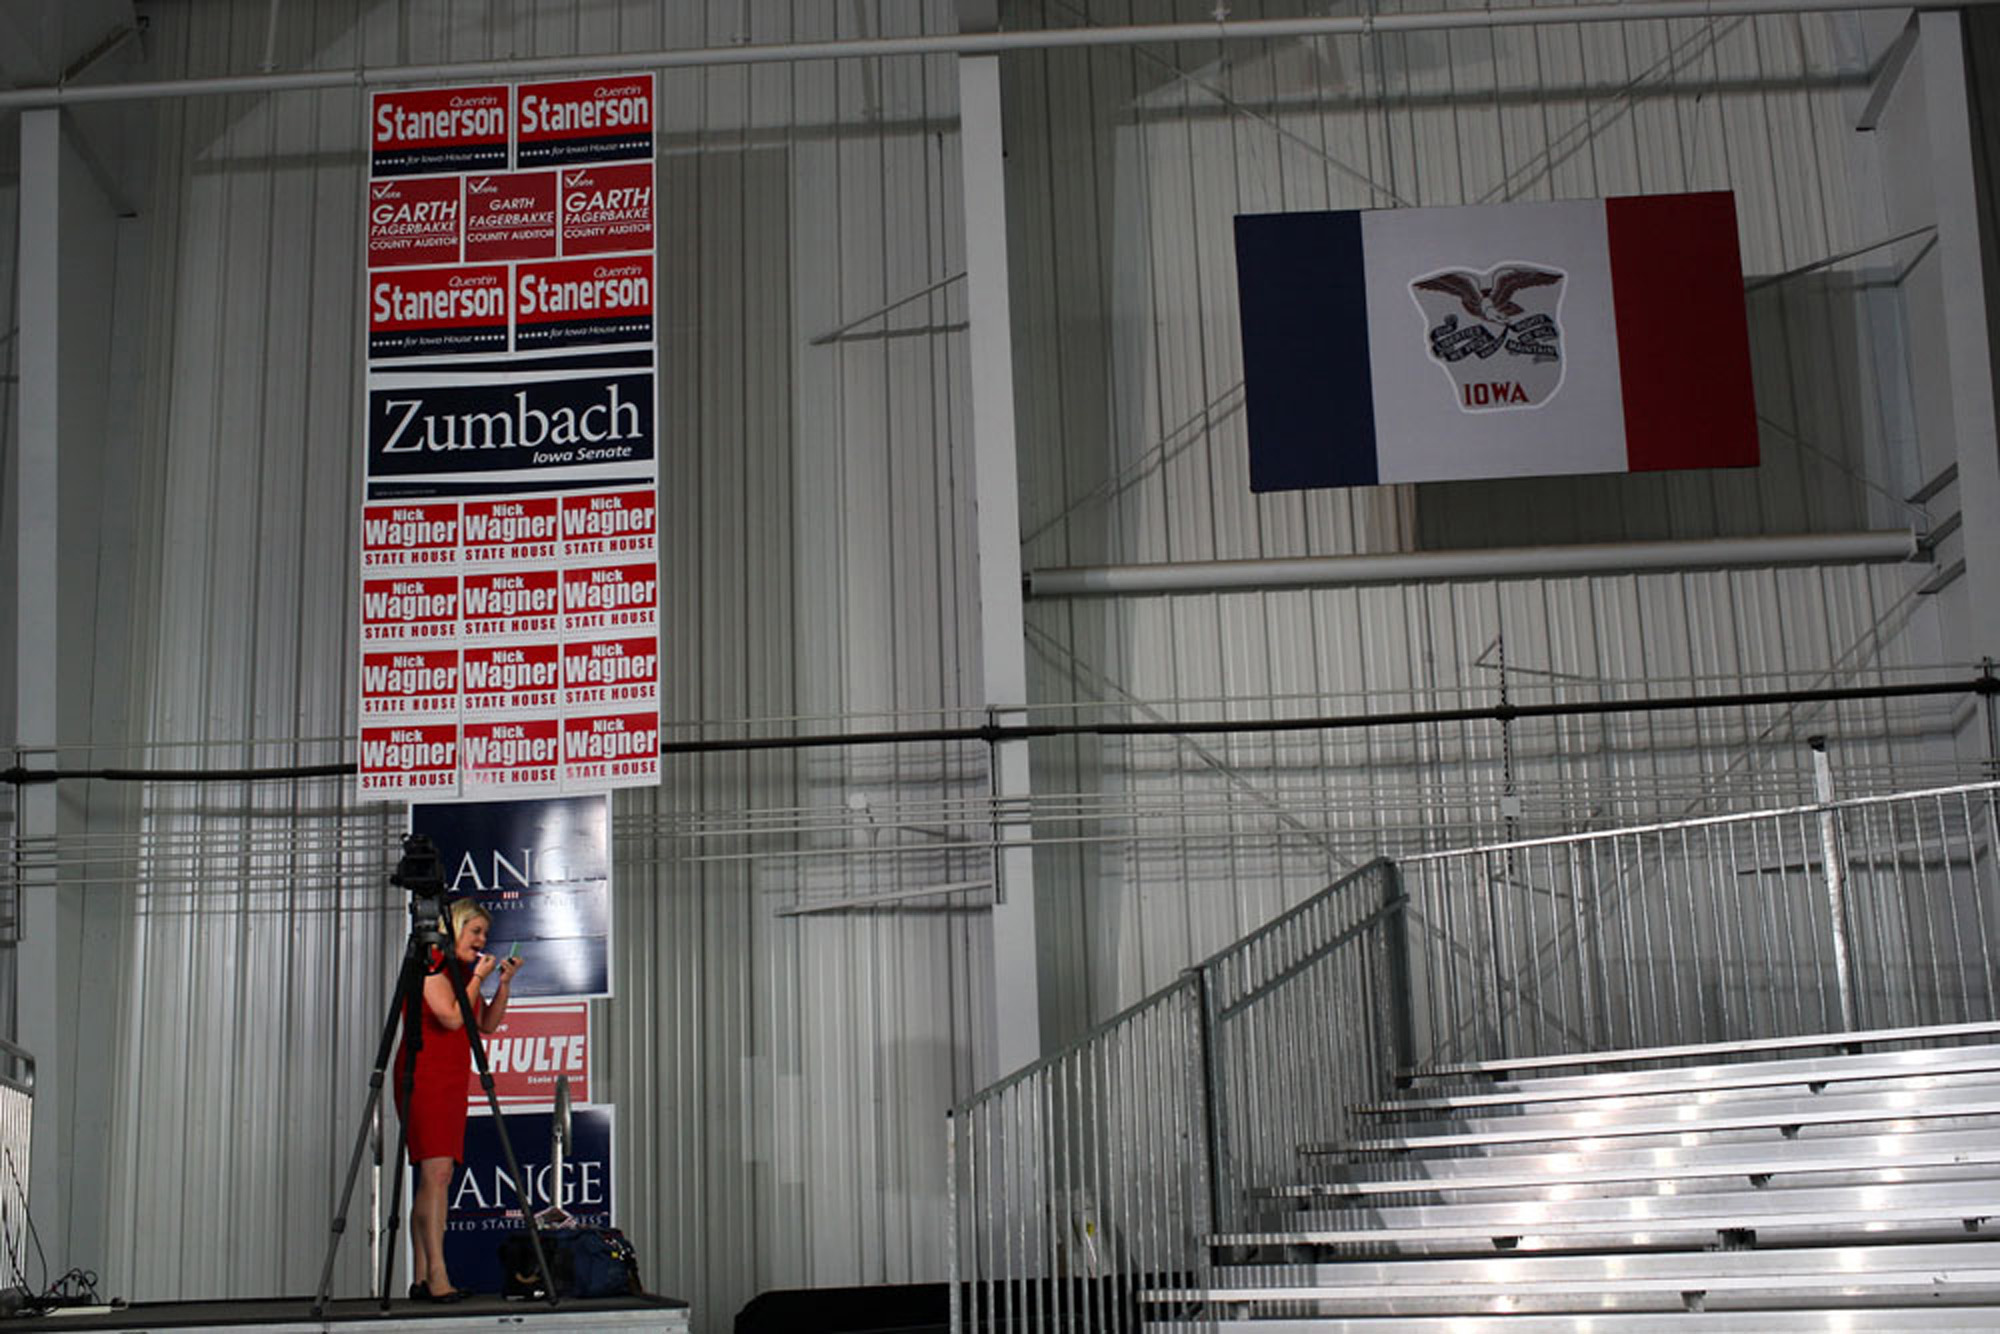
[1026,530,1925,598]
[1,0,1996,108]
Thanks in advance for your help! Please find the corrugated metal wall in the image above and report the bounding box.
[88,0,991,1325]
[5,0,1993,1329]
[1,171,17,759]
[1,170,17,1037]
[1000,0,1968,1035]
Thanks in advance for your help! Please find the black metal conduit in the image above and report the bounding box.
[3,675,1992,787]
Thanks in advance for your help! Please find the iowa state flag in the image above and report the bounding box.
[1235,191,1758,492]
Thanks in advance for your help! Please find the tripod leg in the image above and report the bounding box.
[379,1115,414,1309]
[444,956,562,1306]
[312,943,427,1318]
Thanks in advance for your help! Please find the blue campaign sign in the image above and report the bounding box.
[444,1105,615,1296]
[413,795,613,999]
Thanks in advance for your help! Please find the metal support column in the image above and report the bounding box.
[1811,739,1861,1031]
[958,50,1041,1072]
[1922,11,2000,658]
[14,106,63,1271]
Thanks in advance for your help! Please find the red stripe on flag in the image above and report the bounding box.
[1606,192,1759,472]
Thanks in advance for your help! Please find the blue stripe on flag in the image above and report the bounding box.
[1234,210,1377,491]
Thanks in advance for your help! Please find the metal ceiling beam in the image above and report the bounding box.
[2,0,1999,109]
[1027,530,1925,598]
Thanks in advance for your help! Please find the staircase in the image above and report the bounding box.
[1143,1021,2000,1330]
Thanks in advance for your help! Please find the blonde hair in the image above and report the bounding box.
[443,897,492,940]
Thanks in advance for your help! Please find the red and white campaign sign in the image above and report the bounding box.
[371,86,509,177]
[361,648,461,720]
[563,711,660,787]
[516,256,653,351]
[463,171,559,263]
[466,1001,590,1106]
[561,489,657,559]
[361,501,460,570]
[462,496,561,564]
[463,641,562,713]
[517,75,653,168]
[361,574,459,643]
[462,567,562,639]
[368,265,509,360]
[562,637,660,710]
[562,562,658,634]
[559,163,653,256]
[360,75,660,799]
[359,723,460,796]
[367,176,462,269]
[463,716,562,792]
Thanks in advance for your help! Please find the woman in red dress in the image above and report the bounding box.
[395,897,521,1301]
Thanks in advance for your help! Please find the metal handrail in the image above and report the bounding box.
[1401,779,2000,861]
[1402,783,2000,1064]
[0,1039,34,1097]
[948,783,2000,1331]
[948,860,1408,1331]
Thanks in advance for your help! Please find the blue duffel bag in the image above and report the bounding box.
[499,1225,643,1299]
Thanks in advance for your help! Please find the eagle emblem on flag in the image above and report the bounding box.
[1409,263,1567,412]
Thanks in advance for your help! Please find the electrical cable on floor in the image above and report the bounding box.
[35,1269,100,1311]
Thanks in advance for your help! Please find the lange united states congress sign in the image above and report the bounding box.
[1234,191,1759,491]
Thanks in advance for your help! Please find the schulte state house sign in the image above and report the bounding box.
[357,77,662,800]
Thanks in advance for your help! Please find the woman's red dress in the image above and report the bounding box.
[393,974,484,1164]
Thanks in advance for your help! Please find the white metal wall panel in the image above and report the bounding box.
[1002,0,1966,1036]
[1,174,17,761]
[9,0,1995,1326]
[77,1,990,1328]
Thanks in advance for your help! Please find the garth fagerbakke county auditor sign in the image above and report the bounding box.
[358,76,662,800]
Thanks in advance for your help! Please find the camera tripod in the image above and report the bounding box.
[311,837,559,1315]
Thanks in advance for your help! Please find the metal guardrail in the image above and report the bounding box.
[945,782,2000,1331]
[946,860,1404,1331]
[0,1039,33,1296]
[1400,781,2000,1065]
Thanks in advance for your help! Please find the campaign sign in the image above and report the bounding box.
[371,86,509,177]
[464,171,560,263]
[361,648,461,720]
[466,1002,591,1107]
[367,177,462,269]
[462,496,561,564]
[560,489,657,560]
[360,723,460,797]
[518,75,653,167]
[361,77,660,801]
[463,641,563,712]
[464,717,562,794]
[361,574,460,643]
[563,711,660,788]
[516,256,653,351]
[558,163,653,256]
[561,563,658,635]
[413,794,612,1000]
[361,501,460,570]
[365,371,655,483]
[443,1106,613,1297]
[461,567,561,639]
[562,637,660,710]
[369,266,509,360]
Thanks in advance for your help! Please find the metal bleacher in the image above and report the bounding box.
[948,782,2000,1333]
[1144,1024,2000,1328]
